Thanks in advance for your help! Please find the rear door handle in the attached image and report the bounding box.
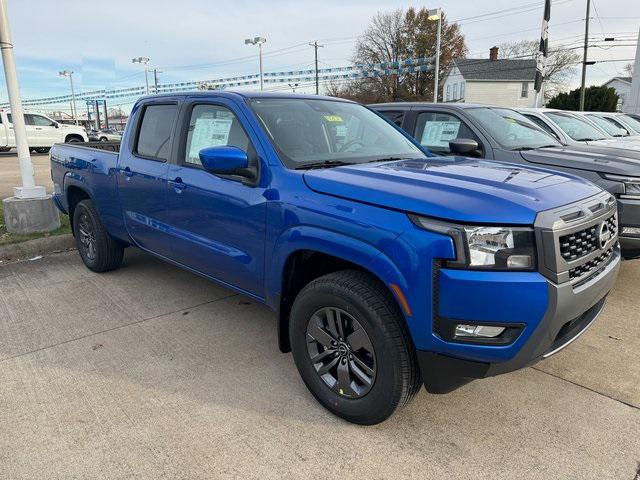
[169,177,187,192]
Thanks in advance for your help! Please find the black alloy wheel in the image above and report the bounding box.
[306,306,376,398]
[77,210,97,260]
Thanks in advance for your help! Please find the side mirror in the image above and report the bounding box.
[53,122,60,128]
[199,146,255,179]
[449,138,480,155]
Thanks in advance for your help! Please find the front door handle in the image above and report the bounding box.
[169,177,187,193]
[122,166,134,180]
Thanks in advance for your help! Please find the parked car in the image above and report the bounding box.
[516,107,640,151]
[579,112,640,137]
[51,92,620,424]
[87,128,122,142]
[370,102,640,258]
[0,110,87,153]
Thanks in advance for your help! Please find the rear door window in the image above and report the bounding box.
[524,114,561,140]
[135,104,178,161]
[414,111,481,154]
[379,110,405,128]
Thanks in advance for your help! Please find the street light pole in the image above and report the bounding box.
[245,37,267,91]
[0,0,43,199]
[59,70,77,125]
[132,56,151,95]
[579,0,591,111]
[428,9,442,103]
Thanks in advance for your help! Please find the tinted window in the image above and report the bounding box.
[466,107,561,150]
[524,114,561,140]
[545,112,607,141]
[379,110,405,128]
[250,98,424,168]
[584,114,628,136]
[136,104,178,160]
[31,115,56,127]
[414,111,481,154]
[185,104,250,166]
[619,114,640,134]
[7,113,33,125]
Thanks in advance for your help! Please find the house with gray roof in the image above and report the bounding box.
[442,47,537,107]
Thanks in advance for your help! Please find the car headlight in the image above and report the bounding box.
[603,174,640,198]
[409,216,536,270]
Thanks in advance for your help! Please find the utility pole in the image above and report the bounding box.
[0,0,59,234]
[534,0,551,107]
[309,41,324,95]
[153,68,159,94]
[579,0,591,111]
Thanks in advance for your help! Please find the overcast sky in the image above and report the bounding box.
[2,0,638,108]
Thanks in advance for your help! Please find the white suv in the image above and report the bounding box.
[0,111,88,153]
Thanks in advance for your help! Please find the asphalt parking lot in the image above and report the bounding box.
[0,248,638,479]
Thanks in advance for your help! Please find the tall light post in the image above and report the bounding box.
[58,70,77,125]
[132,56,150,94]
[428,8,442,103]
[245,36,267,91]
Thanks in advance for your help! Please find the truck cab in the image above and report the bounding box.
[50,92,620,424]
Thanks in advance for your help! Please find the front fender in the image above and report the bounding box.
[266,225,411,316]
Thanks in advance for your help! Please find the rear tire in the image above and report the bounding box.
[73,199,124,272]
[35,147,50,154]
[289,270,421,425]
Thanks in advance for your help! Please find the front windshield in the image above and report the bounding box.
[249,98,425,168]
[619,114,640,134]
[545,112,607,141]
[585,114,627,136]
[466,107,561,150]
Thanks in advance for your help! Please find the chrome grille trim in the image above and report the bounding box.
[534,192,619,285]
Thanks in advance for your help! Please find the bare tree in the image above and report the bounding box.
[498,39,580,99]
[329,7,467,103]
[624,62,634,76]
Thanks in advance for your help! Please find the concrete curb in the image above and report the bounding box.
[0,234,75,263]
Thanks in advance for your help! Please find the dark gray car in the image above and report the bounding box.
[370,102,640,258]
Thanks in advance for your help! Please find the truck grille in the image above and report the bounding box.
[568,246,615,281]
[534,192,619,285]
[559,214,617,262]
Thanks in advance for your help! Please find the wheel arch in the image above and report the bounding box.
[65,183,92,232]
[269,226,412,353]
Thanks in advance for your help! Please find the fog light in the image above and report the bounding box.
[455,324,506,338]
[622,226,640,236]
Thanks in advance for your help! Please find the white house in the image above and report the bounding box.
[442,47,537,107]
[603,77,632,112]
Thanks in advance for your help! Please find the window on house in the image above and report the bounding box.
[460,82,465,99]
[453,83,458,100]
[446,85,451,101]
[521,82,529,98]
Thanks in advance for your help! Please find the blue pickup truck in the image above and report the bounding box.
[50,92,620,424]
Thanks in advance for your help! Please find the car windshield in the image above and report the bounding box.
[545,112,607,141]
[249,98,425,168]
[585,114,628,136]
[466,107,561,150]
[619,114,640,134]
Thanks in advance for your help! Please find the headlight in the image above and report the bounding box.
[603,174,640,198]
[410,216,536,271]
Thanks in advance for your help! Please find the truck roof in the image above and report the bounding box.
[136,91,355,103]
[369,102,500,110]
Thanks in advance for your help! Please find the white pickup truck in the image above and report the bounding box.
[0,110,88,153]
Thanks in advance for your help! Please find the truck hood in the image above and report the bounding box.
[520,146,640,175]
[302,157,602,224]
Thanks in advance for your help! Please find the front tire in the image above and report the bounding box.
[290,270,421,425]
[73,199,124,272]
[35,147,50,154]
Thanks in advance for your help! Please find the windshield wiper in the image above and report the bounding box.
[511,145,558,151]
[294,160,354,170]
[364,156,406,163]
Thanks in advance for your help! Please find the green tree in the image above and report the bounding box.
[547,86,619,111]
[327,7,467,103]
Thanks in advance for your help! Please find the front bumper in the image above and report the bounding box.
[419,245,620,394]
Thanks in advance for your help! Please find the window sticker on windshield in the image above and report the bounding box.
[188,117,233,159]
[324,115,344,123]
[421,121,460,148]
